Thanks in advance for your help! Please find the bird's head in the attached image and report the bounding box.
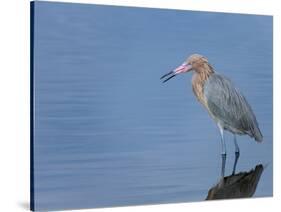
[161,54,211,83]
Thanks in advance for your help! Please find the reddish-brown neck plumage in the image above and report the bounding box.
[192,64,214,106]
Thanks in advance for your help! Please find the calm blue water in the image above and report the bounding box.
[33,2,273,211]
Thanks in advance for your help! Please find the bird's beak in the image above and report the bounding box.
[160,62,192,83]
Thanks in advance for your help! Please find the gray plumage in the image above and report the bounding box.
[204,74,263,142]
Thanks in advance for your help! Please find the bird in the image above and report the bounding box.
[161,54,263,176]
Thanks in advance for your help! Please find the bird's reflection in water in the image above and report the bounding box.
[206,154,264,200]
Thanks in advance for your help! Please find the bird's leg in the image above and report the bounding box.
[218,125,226,177]
[221,153,226,178]
[232,134,240,175]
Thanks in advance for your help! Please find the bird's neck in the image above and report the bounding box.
[192,64,215,106]
[196,63,215,76]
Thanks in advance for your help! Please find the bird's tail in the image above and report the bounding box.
[253,126,263,142]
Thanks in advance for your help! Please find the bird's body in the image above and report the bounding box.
[192,70,262,142]
[204,74,262,142]
[161,54,263,176]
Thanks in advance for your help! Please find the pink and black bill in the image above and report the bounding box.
[161,62,192,83]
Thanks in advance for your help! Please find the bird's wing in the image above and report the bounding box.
[204,74,262,141]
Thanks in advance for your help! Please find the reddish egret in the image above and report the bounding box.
[161,54,263,176]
